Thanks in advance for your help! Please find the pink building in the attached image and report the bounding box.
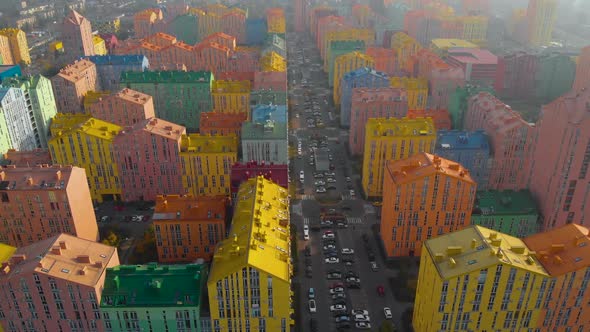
[465,92,534,191]
[222,12,246,44]
[530,88,590,230]
[61,10,94,62]
[349,87,408,156]
[0,165,98,247]
[573,46,590,92]
[230,161,288,199]
[216,71,255,83]
[2,149,51,167]
[113,118,186,202]
[407,109,452,130]
[415,49,465,109]
[447,48,498,87]
[295,0,305,31]
[366,47,397,75]
[194,42,230,74]
[51,59,100,114]
[0,234,119,332]
[495,51,538,99]
[227,47,260,73]
[254,71,287,91]
[86,88,155,126]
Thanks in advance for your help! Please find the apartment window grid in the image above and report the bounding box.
[501,268,517,310]
[487,264,503,310]
[517,272,531,310]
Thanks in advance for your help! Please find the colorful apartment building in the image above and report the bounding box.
[263,34,287,58]
[403,10,442,47]
[253,71,287,92]
[0,165,99,246]
[2,148,51,167]
[471,190,539,237]
[328,40,367,86]
[153,195,227,263]
[252,104,287,124]
[2,74,58,149]
[0,87,37,153]
[340,67,390,127]
[391,32,422,74]
[199,112,247,138]
[322,28,374,65]
[85,88,155,126]
[180,133,238,197]
[208,176,292,332]
[349,87,408,156]
[460,15,488,45]
[133,8,165,39]
[230,161,289,199]
[211,80,251,116]
[434,130,490,187]
[496,51,538,99]
[381,153,476,257]
[246,18,268,45]
[242,121,288,164]
[94,17,121,34]
[316,16,346,58]
[415,49,466,109]
[390,76,429,110]
[0,234,119,332]
[407,109,452,130]
[0,28,30,65]
[48,114,122,202]
[61,10,95,62]
[526,0,557,47]
[573,46,590,92]
[333,51,375,106]
[362,117,436,198]
[448,84,495,130]
[260,51,287,72]
[167,14,200,45]
[100,263,206,332]
[465,92,534,191]
[447,48,498,87]
[267,8,286,34]
[0,34,13,65]
[524,224,590,331]
[251,89,287,107]
[430,38,478,58]
[120,70,213,132]
[414,225,547,331]
[366,47,396,75]
[93,35,107,55]
[83,55,149,91]
[534,52,576,102]
[530,88,590,229]
[112,118,185,202]
[51,59,100,114]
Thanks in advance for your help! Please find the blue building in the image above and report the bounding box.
[83,55,149,91]
[0,65,21,80]
[340,67,389,127]
[252,104,287,124]
[435,130,491,189]
[246,18,268,45]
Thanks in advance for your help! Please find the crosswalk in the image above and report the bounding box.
[303,217,310,225]
[346,217,363,224]
[341,194,354,200]
[301,194,315,200]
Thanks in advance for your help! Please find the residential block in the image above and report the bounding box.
[447,48,498,87]
[0,87,37,154]
[242,121,288,164]
[333,51,375,106]
[340,67,390,128]
[85,88,155,127]
[211,80,251,116]
[199,112,247,138]
[390,76,428,110]
[230,161,289,199]
[472,190,539,237]
[83,55,149,92]
[61,10,95,62]
[0,28,30,65]
[51,59,100,114]
[407,109,452,130]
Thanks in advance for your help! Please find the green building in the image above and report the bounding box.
[448,85,495,129]
[168,14,200,45]
[251,89,287,106]
[262,34,286,58]
[100,263,208,332]
[471,190,540,237]
[2,74,57,148]
[535,53,575,103]
[120,71,213,132]
[328,40,366,87]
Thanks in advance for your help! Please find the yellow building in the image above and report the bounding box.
[48,113,122,202]
[414,225,549,332]
[179,133,238,196]
[93,35,107,55]
[390,77,428,110]
[0,243,16,263]
[211,80,251,116]
[267,15,286,34]
[260,51,286,72]
[207,176,293,332]
[333,51,374,105]
[391,32,421,73]
[526,0,557,47]
[362,117,436,198]
[49,41,64,54]
[0,28,31,65]
[430,38,479,58]
[94,17,121,34]
[460,16,488,46]
[323,28,374,71]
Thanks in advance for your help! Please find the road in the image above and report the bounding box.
[287,31,413,332]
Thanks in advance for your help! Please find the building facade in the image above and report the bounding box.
[61,10,95,62]
[51,59,100,114]
[340,67,390,128]
[366,47,396,76]
[534,53,576,103]
[0,87,37,153]
[573,46,590,92]
[252,104,287,124]
[446,48,498,87]
[230,161,289,199]
[407,109,452,130]
[362,117,436,199]
[526,0,557,47]
[242,121,288,164]
[211,80,251,116]
[199,112,247,138]
[83,55,149,92]
[390,76,429,111]
[0,28,31,65]
[85,88,155,127]
[333,51,375,106]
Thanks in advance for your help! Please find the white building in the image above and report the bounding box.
[0,87,37,154]
[241,120,288,164]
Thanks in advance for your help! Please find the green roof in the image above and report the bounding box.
[330,40,365,51]
[120,70,213,84]
[241,121,287,140]
[100,263,207,308]
[473,190,538,216]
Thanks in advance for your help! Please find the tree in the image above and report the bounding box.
[380,320,396,332]
[101,231,120,247]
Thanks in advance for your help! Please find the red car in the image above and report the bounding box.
[331,282,344,289]
[377,285,385,297]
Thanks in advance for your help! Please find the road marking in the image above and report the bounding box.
[303,217,310,225]
[363,204,376,215]
[301,195,315,200]
[346,217,363,224]
[341,194,354,200]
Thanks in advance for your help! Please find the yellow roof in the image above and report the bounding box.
[208,176,290,282]
[211,80,251,93]
[92,35,105,45]
[50,113,122,141]
[180,133,238,153]
[431,38,478,49]
[0,243,16,263]
[390,76,428,90]
[365,117,435,137]
[424,225,548,280]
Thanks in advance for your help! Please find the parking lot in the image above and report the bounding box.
[287,31,413,331]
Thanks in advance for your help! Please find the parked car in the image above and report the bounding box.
[309,300,317,313]
[325,257,340,264]
[384,307,393,319]
[335,315,350,323]
[332,293,346,300]
[354,314,370,322]
[377,285,385,297]
[330,304,346,312]
[310,319,319,332]
[355,322,371,330]
[341,248,354,255]
[330,287,345,294]
[316,186,327,193]
[371,262,378,271]
[327,272,342,280]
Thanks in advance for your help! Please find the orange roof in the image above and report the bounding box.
[386,152,475,184]
[203,32,235,42]
[116,88,152,105]
[154,194,227,220]
[524,224,590,276]
[56,59,95,82]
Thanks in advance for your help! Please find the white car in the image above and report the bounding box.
[349,190,355,196]
[326,177,336,183]
[341,248,354,255]
[329,287,344,294]
[354,314,370,322]
[325,257,340,264]
[309,299,317,313]
[330,304,346,312]
[322,233,335,239]
[323,244,336,250]
[314,180,326,186]
[384,307,393,319]
[351,309,369,316]
[355,322,372,330]
[316,186,327,193]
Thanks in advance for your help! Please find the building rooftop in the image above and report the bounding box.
[64,10,86,26]
[252,104,287,123]
[0,234,117,289]
[209,176,290,282]
[448,48,498,64]
[524,224,590,277]
[2,149,51,167]
[425,225,548,280]
[330,40,365,51]
[366,117,435,137]
[431,38,479,49]
[469,92,534,133]
[200,112,248,128]
[0,164,79,191]
[211,80,251,93]
[343,67,389,81]
[180,133,238,153]
[114,88,152,105]
[473,190,538,216]
[50,113,122,140]
[120,70,212,84]
[390,76,428,89]
[0,28,24,37]
[124,118,185,140]
[385,152,475,185]
[83,55,148,66]
[153,194,226,221]
[0,64,21,76]
[54,59,96,82]
[351,87,407,101]
[101,263,206,307]
[241,120,287,140]
[436,130,489,150]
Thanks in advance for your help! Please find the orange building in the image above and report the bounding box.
[3,148,51,167]
[134,8,165,39]
[85,88,155,126]
[366,47,397,75]
[381,153,476,257]
[199,112,247,138]
[524,224,590,331]
[0,165,99,247]
[51,58,100,114]
[153,194,228,263]
[407,109,452,130]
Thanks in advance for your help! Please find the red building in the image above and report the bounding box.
[495,51,538,99]
[366,47,396,75]
[415,49,465,109]
[230,161,288,198]
[254,71,287,91]
[215,71,255,83]
[199,112,247,138]
[447,48,498,87]
[2,149,51,167]
[573,46,590,92]
[221,12,246,44]
[407,109,452,130]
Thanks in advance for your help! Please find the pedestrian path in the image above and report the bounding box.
[346,217,363,224]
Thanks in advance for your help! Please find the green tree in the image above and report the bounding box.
[101,231,120,247]
[380,320,396,332]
